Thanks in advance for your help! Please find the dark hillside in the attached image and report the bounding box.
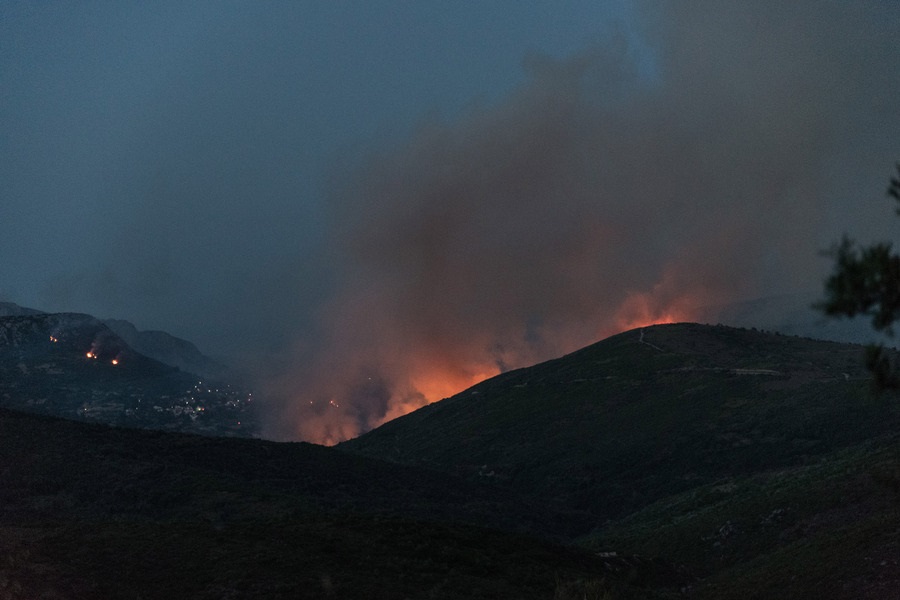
[103,318,230,380]
[343,324,884,519]
[341,323,900,597]
[0,407,587,538]
[0,408,626,599]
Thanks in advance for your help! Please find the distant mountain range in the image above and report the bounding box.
[0,304,257,436]
[101,318,230,380]
[0,302,228,378]
[0,301,43,316]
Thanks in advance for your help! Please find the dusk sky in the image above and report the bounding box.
[2,1,899,442]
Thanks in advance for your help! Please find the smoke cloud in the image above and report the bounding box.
[264,2,899,443]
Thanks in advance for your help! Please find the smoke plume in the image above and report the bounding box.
[265,1,899,443]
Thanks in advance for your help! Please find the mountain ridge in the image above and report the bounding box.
[102,318,229,380]
[0,302,227,378]
[340,323,900,596]
[342,324,876,494]
[0,310,258,436]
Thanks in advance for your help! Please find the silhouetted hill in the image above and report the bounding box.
[103,318,230,380]
[0,312,257,436]
[343,324,874,512]
[0,302,230,378]
[0,301,43,317]
[0,407,632,599]
[342,323,900,598]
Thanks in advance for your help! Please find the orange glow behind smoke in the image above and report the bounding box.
[290,261,724,446]
[410,366,500,407]
[609,266,714,336]
[358,298,699,440]
[371,364,503,429]
[409,292,701,408]
[296,290,713,445]
[613,293,695,332]
[367,293,706,436]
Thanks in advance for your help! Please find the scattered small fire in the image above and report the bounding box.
[49,336,58,343]
[86,351,96,359]
[611,286,703,335]
[111,359,119,365]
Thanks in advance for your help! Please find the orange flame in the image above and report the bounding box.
[609,264,717,336]
[409,366,499,407]
[370,364,502,430]
[287,262,726,445]
[613,292,694,332]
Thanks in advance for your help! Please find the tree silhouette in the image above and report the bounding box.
[819,163,900,388]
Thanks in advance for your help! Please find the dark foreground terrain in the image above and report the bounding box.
[2,323,899,598]
[0,407,650,599]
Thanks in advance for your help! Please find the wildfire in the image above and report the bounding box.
[366,363,501,431]
[111,359,119,365]
[611,285,704,335]
[49,336,58,343]
[86,351,97,359]
[615,307,687,332]
[372,293,704,434]
[289,265,726,446]
[410,366,499,406]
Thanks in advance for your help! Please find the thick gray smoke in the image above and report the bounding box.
[265,2,900,443]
